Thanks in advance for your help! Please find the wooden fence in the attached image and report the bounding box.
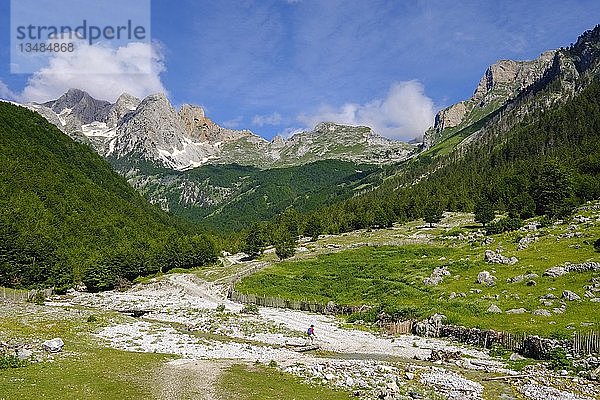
[573,331,600,355]
[499,332,526,352]
[382,320,414,335]
[228,289,330,313]
[1,287,53,302]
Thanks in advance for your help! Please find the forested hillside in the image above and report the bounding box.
[0,103,218,291]
[244,78,600,251]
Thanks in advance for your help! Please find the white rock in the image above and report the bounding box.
[42,338,64,353]
[486,304,502,314]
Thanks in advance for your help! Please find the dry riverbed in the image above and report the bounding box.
[27,273,595,400]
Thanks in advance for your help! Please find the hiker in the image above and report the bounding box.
[307,324,316,345]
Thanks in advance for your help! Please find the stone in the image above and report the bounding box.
[532,309,551,317]
[477,270,496,286]
[42,338,64,353]
[423,266,451,286]
[509,273,539,283]
[405,372,415,380]
[486,304,502,313]
[345,376,354,386]
[591,298,600,303]
[509,352,526,361]
[484,250,518,265]
[543,266,567,277]
[17,348,33,360]
[506,308,527,314]
[562,290,581,301]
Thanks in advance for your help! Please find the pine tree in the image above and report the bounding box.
[474,197,495,227]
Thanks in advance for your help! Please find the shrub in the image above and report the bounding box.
[547,347,573,371]
[216,304,226,312]
[486,217,523,235]
[0,354,28,370]
[594,238,600,252]
[86,315,98,323]
[240,304,259,315]
[28,290,46,305]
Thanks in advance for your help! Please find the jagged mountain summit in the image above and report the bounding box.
[423,51,556,148]
[424,25,600,149]
[23,90,415,170]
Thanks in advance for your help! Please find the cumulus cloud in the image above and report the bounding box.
[0,80,17,100]
[252,112,283,126]
[18,41,166,103]
[297,81,435,141]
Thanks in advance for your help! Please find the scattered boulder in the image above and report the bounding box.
[509,352,526,361]
[573,215,591,223]
[42,338,64,353]
[484,250,518,265]
[532,309,552,317]
[544,262,600,277]
[562,290,581,301]
[486,304,502,314]
[508,273,538,283]
[17,348,33,360]
[428,349,461,362]
[423,266,451,286]
[414,314,446,337]
[477,270,496,286]
[505,308,527,314]
[517,235,538,250]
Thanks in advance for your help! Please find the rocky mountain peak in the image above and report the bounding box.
[106,93,140,128]
[472,51,556,102]
[179,104,212,141]
[270,134,285,147]
[423,50,557,148]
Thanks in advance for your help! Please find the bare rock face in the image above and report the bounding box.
[423,50,556,148]
[472,51,556,103]
[179,104,252,144]
[111,93,214,169]
[43,88,112,129]
[106,93,140,128]
[433,102,467,132]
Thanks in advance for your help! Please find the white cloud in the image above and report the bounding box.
[252,112,283,126]
[18,41,166,103]
[0,80,17,100]
[222,116,243,129]
[297,81,435,141]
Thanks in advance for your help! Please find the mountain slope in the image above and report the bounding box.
[112,157,386,230]
[291,25,600,235]
[0,102,200,288]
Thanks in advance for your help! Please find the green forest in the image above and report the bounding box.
[2,77,600,292]
[0,103,218,291]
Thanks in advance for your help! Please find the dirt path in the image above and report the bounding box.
[155,358,235,400]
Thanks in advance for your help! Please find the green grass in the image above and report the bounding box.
[0,308,169,400]
[236,212,600,336]
[218,364,350,400]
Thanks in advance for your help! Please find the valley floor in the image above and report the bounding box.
[2,270,598,400]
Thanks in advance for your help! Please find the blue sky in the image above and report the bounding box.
[1,0,599,140]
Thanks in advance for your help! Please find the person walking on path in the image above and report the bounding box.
[307,324,316,345]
